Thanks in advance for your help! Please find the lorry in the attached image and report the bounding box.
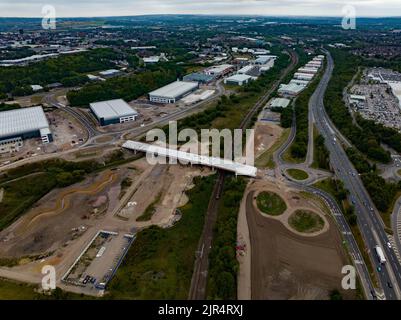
[375,245,386,264]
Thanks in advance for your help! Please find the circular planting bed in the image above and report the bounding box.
[256,191,287,216]
[286,169,309,181]
[288,210,324,233]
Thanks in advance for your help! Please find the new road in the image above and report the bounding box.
[312,50,401,300]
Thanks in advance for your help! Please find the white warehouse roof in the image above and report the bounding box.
[89,99,138,121]
[226,74,253,82]
[270,98,291,108]
[0,106,50,139]
[149,81,199,99]
[122,140,257,177]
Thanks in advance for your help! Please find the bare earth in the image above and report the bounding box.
[238,180,355,300]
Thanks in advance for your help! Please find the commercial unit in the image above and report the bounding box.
[0,106,53,144]
[237,65,261,77]
[183,72,215,84]
[204,64,233,77]
[290,79,310,86]
[278,83,306,97]
[255,55,276,65]
[270,98,291,109]
[224,74,253,86]
[89,99,138,126]
[298,67,319,75]
[294,73,314,81]
[99,69,122,78]
[149,81,199,104]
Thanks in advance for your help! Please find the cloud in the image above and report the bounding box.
[0,0,400,17]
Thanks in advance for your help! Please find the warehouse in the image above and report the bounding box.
[294,72,314,81]
[0,106,53,144]
[290,79,310,86]
[224,74,253,86]
[89,99,138,126]
[204,64,233,77]
[149,81,199,104]
[254,55,276,65]
[183,72,215,84]
[278,83,306,97]
[298,67,318,75]
[270,98,291,109]
[99,69,122,78]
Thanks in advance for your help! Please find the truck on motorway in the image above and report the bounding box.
[375,245,386,264]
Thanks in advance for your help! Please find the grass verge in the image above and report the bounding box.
[256,191,287,216]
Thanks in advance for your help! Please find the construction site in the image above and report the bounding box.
[0,156,211,296]
[237,180,356,300]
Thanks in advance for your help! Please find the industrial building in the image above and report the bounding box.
[0,106,53,144]
[237,65,260,77]
[298,67,319,75]
[290,79,310,86]
[294,73,314,81]
[183,72,215,84]
[204,64,233,77]
[255,55,276,65]
[278,83,306,97]
[99,69,122,78]
[149,81,199,104]
[89,99,138,126]
[224,74,253,86]
[270,98,291,109]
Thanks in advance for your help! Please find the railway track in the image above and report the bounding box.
[188,49,299,300]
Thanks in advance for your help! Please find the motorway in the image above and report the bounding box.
[312,50,401,300]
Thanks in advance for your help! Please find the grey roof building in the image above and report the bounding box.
[89,99,138,126]
[0,106,52,143]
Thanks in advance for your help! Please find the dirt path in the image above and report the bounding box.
[16,171,118,235]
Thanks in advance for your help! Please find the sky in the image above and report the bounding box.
[0,0,401,18]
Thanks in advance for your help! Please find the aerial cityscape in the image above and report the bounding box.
[1,0,401,311]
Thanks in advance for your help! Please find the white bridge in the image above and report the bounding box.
[122,140,257,177]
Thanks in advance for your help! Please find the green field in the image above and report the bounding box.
[256,191,287,216]
[106,175,216,299]
[286,168,309,181]
[288,210,324,233]
[0,278,91,300]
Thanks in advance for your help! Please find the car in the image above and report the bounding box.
[387,242,392,249]
[82,275,91,284]
[90,277,96,284]
[387,282,393,289]
[377,266,382,272]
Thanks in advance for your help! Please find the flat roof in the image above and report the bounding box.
[206,64,233,74]
[122,141,257,177]
[270,98,291,108]
[149,81,199,99]
[225,74,253,82]
[0,106,50,139]
[89,99,138,121]
[279,83,306,94]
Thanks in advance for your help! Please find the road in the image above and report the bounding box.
[312,49,401,300]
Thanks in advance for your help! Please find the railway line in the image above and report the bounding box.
[188,49,299,300]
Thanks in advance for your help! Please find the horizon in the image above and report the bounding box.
[1,13,401,19]
[1,0,401,19]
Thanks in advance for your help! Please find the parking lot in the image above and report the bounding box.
[62,230,135,295]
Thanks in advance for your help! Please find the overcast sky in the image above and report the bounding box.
[1,0,401,18]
